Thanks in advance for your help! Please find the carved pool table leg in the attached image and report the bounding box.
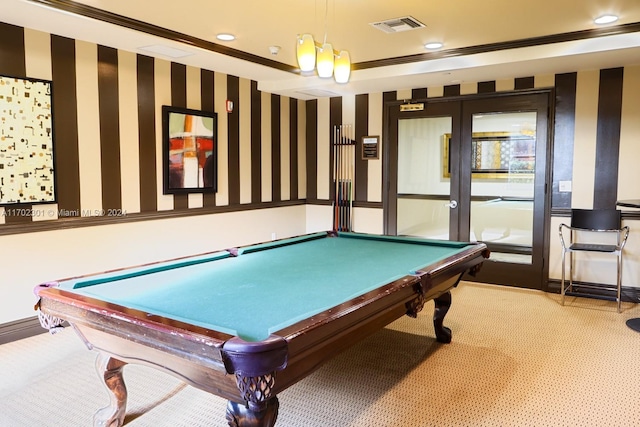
[225,371,279,427]
[93,353,128,427]
[433,291,452,343]
[225,397,279,427]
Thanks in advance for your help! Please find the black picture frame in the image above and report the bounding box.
[162,105,217,194]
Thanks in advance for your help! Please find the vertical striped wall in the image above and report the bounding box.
[307,65,640,218]
[2,21,640,231]
[0,23,305,228]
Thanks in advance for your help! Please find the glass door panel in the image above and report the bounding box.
[469,112,536,264]
[397,117,453,240]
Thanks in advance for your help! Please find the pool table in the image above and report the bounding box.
[35,231,489,427]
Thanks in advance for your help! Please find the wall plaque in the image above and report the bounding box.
[361,136,379,160]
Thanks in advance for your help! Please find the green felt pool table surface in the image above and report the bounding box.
[54,232,474,341]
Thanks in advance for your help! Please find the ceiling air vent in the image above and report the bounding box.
[295,89,341,98]
[370,16,426,34]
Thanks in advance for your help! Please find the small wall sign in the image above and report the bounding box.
[361,136,379,160]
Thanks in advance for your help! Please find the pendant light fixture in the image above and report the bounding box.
[295,0,351,83]
[296,34,316,72]
[316,43,334,78]
[333,50,351,83]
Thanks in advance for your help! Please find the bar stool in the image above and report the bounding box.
[558,209,629,312]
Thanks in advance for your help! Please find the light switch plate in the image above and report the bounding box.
[559,181,572,192]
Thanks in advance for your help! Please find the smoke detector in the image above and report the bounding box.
[370,16,426,33]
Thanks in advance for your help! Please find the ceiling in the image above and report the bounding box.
[4,0,640,100]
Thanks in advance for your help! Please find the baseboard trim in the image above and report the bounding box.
[0,316,46,345]
[547,279,640,303]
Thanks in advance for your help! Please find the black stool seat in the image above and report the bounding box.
[569,243,617,252]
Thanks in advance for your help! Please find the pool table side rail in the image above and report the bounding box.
[71,251,233,289]
[271,273,427,390]
[39,294,253,401]
[37,287,233,368]
[39,232,330,290]
[413,243,491,289]
[335,231,472,249]
[39,249,237,287]
[275,242,488,346]
[269,242,489,393]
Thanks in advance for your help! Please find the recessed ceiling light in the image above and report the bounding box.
[594,14,618,25]
[217,33,236,41]
[424,42,443,50]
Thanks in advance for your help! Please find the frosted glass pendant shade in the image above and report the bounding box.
[316,43,334,78]
[334,50,351,83]
[296,34,316,72]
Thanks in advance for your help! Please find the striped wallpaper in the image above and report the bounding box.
[381,68,639,215]
[306,66,638,225]
[0,23,307,228]
[1,21,640,234]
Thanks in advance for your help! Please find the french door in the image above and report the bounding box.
[384,91,551,289]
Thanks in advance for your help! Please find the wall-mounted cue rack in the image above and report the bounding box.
[333,124,356,232]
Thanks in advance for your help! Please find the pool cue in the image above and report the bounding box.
[338,126,342,231]
[337,126,344,231]
[345,130,349,231]
[340,126,345,231]
[333,126,339,231]
[338,128,343,231]
[348,125,354,231]
[349,124,354,231]
[342,127,348,230]
[338,128,342,231]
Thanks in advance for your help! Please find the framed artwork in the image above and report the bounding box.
[442,132,535,180]
[0,75,55,205]
[162,106,217,194]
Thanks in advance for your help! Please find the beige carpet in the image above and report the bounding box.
[2,282,640,426]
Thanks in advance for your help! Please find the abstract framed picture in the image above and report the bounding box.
[0,75,55,205]
[162,106,217,194]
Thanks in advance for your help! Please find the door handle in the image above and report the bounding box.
[444,200,458,209]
